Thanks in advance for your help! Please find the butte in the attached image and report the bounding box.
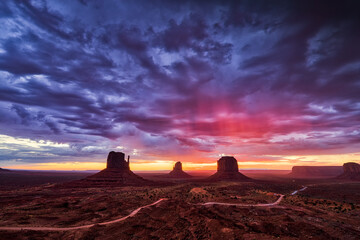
[337,162,360,181]
[160,161,192,179]
[206,156,251,181]
[73,151,151,186]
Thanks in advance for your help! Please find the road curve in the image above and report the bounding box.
[291,186,307,195]
[200,185,307,207]
[0,198,167,232]
[199,194,284,207]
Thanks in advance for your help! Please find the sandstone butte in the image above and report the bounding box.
[73,151,151,186]
[337,162,360,180]
[206,156,251,181]
[166,161,193,178]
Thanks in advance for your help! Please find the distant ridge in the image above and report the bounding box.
[289,166,343,178]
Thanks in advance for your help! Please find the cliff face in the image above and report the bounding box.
[106,151,129,170]
[173,162,182,171]
[337,162,360,180]
[207,156,250,181]
[343,162,360,174]
[289,166,343,178]
[217,156,238,172]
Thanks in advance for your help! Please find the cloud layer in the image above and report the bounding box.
[0,0,360,169]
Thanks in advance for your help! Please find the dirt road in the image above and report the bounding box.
[291,186,308,195]
[0,198,167,231]
[200,194,284,207]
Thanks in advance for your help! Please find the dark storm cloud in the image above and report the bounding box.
[10,104,60,134]
[158,14,208,52]
[0,0,360,165]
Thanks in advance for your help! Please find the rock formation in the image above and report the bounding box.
[207,156,250,181]
[164,161,192,178]
[76,151,151,186]
[106,151,130,169]
[0,167,10,172]
[337,162,360,180]
[289,166,343,178]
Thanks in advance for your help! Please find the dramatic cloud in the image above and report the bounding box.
[0,0,359,170]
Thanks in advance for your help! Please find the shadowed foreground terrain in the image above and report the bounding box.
[0,171,360,240]
[0,170,92,190]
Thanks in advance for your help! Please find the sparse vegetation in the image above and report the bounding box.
[0,176,360,239]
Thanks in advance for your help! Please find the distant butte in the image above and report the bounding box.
[73,151,151,186]
[162,161,192,179]
[207,156,251,181]
[337,162,360,181]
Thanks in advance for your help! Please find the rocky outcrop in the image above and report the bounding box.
[337,162,360,180]
[0,167,10,172]
[289,166,343,178]
[343,162,360,174]
[75,151,151,186]
[173,162,182,171]
[165,162,192,178]
[217,156,239,172]
[207,156,250,181]
[106,151,129,170]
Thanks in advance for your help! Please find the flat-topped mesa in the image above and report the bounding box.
[343,162,360,174]
[106,151,129,170]
[289,166,343,178]
[217,156,238,172]
[337,162,360,180]
[207,156,250,181]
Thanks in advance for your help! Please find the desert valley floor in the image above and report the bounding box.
[0,171,359,240]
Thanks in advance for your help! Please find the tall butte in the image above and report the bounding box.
[207,156,250,181]
[80,151,150,186]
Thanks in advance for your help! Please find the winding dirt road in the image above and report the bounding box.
[202,186,308,207]
[0,186,308,232]
[200,194,284,207]
[0,198,167,231]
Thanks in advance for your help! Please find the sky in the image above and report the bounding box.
[0,0,360,171]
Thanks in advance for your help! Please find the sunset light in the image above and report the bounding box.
[1,0,360,171]
[1,1,360,239]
